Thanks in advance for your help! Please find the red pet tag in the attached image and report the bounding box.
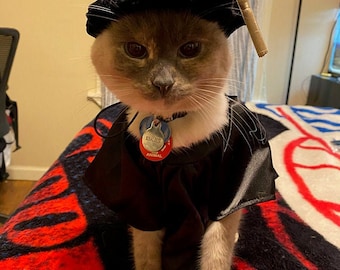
[139,116,173,162]
[139,137,172,162]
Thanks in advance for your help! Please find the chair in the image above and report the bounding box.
[0,28,20,151]
[0,28,19,224]
[0,28,19,134]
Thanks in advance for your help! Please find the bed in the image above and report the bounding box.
[0,103,339,269]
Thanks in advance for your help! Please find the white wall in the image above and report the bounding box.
[288,0,339,105]
[260,0,339,105]
[0,0,99,180]
[263,0,300,104]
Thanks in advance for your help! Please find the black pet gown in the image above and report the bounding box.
[84,99,278,270]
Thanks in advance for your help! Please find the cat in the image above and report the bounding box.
[91,11,232,151]
[89,10,251,270]
[91,10,241,269]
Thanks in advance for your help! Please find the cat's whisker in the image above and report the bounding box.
[228,115,253,151]
[190,94,221,115]
[102,85,136,98]
[197,76,228,80]
[195,88,225,98]
[225,85,243,94]
[194,88,222,99]
[225,98,267,147]
[225,84,244,92]
[195,88,224,99]
[187,96,215,124]
[187,95,207,111]
[197,77,229,83]
[194,96,223,109]
[225,79,246,85]
[196,84,224,91]
[232,108,266,137]
[196,77,245,92]
[197,2,239,18]
[197,80,227,85]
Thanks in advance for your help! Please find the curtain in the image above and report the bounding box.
[227,0,263,102]
[101,83,119,108]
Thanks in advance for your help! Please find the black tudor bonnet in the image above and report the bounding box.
[86,0,245,38]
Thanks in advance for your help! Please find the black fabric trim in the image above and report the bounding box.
[86,0,245,37]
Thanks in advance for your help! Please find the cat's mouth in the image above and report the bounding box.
[143,89,183,105]
[138,91,188,111]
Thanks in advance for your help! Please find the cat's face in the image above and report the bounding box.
[91,11,231,117]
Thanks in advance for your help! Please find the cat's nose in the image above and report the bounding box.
[153,81,174,96]
[152,68,175,96]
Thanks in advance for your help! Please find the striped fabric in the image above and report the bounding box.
[227,0,261,102]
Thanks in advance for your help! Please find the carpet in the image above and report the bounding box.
[0,103,339,269]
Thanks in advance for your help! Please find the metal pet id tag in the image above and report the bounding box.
[141,120,165,152]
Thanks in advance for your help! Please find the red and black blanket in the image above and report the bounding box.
[0,103,339,269]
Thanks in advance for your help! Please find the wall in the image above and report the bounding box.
[288,0,339,105]
[259,0,339,105]
[262,0,300,104]
[0,0,99,180]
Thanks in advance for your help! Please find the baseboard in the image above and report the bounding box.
[6,165,49,181]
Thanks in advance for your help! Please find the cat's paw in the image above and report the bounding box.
[132,228,164,270]
[200,222,233,270]
[200,211,242,270]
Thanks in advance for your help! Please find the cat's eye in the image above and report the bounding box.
[124,42,148,59]
[178,42,201,58]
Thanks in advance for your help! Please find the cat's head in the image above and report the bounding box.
[91,11,231,118]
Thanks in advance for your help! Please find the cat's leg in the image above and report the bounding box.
[200,210,242,270]
[131,227,165,270]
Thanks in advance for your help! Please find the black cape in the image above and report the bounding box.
[84,100,277,269]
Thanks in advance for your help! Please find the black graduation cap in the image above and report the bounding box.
[86,0,245,38]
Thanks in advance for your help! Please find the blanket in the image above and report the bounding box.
[0,103,339,269]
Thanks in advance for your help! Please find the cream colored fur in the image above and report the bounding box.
[91,11,241,270]
[200,211,242,270]
[132,210,242,270]
[132,228,165,270]
[126,90,229,149]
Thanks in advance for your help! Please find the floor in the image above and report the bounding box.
[0,179,36,226]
